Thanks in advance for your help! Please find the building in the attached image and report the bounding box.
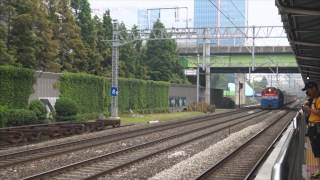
[137,7,189,30]
[137,9,149,29]
[137,9,160,29]
[194,0,247,46]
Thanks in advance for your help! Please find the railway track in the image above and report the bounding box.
[194,110,296,180]
[21,109,271,180]
[0,109,259,168]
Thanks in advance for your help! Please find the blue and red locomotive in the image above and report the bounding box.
[260,87,285,109]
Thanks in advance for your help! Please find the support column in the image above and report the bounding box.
[110,20,120,120]
[203,28,211,105]
[235,73,246,107]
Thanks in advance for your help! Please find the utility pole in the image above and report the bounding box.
[110,20,120,120]
[197,54,200,103]
[252,26,256,72]
[203,28,211,105]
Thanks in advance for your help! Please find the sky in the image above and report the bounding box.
[89,0,283,28]
[89,0,288,46]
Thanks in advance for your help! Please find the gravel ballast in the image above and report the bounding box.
[149,111,286,180]
[0,111,239,179]
[99,111,277,180]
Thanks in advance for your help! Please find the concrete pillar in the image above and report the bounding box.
[203,28,211,105]
[235,73,246,107]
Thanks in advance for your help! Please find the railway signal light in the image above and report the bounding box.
[239,83,243,89]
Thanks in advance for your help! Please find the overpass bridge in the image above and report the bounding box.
[178,45,293,55]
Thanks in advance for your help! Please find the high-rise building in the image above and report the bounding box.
[137,9,160,29]
[194,0,247,46]
[138,9,149,29]
[137,7,189,30]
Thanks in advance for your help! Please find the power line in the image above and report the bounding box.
[207,0,248,37]
[230,0,246,21]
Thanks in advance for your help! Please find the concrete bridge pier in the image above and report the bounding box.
[235,73,246,107]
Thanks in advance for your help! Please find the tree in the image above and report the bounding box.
[144,20,185,82]
[0,0,15,65]
[49,0,88,72]
[251,76,269,93]
[10,11,37,68]
[94,11,112,76]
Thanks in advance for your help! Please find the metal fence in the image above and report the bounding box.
[271,110,305,180]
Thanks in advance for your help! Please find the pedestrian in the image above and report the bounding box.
[302,81,320,178]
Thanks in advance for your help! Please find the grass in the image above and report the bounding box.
[120,111,204,124]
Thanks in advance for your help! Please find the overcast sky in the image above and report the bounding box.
[89,0,283,28]
[89,0,288,46]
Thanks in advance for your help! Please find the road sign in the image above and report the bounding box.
[111,87,118,96]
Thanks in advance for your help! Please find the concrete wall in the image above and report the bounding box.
[168,84,205,111]
[29,71,61,102]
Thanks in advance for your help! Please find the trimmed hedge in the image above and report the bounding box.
[118,78,169,113]
[0,66,34,108]
[54,98,78,121]
[59,73,169,115]
[60,73,106,114]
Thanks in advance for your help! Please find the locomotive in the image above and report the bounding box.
[260,87,285,109]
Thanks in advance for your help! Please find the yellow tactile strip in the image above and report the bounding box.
[305,137,320,180]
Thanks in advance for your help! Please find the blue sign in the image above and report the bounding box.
[111,87,118,96]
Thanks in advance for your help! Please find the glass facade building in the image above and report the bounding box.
[194,0,247,46]
[137,9,149,29]
[138,9,160,29]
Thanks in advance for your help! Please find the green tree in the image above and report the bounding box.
[99,11,113,76]
[10,12,37,68]
[251,76,269,93]
[49,0,88,72]
[0,0,15,65]
[71,0,95,47]
[144,20,185,82]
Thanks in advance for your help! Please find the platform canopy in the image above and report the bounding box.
[277,0,320,82]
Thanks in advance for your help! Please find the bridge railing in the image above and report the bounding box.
[271,110,305,180]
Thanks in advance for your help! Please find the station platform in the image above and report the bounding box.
[305,138,320,180]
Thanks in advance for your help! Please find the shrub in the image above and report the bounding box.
[6,109,38,127]
[0,105,9,127]
[29,100,47,121]
[55,98,78,121]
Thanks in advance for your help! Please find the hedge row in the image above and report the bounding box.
[0,66,34,108]
[60,73,169,114]
[60,73,106,114]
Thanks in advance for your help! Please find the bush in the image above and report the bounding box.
[55,98,78,121]
[6,109,38,127]
[29,100,47,121]
[76,113,100,122]
[0,105,9,128]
